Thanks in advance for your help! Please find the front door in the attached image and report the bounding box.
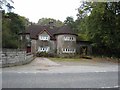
[80,46,87,55]
[26,47,31,53]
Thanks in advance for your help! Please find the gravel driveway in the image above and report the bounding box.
[29,57,61,66]
[2,57,118,73]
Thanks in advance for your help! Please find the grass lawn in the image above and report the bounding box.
[49,57,119,63]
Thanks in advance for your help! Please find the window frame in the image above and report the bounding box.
[39,35,50,41]
[38,46,50,52]
[62,48,76,53]
[64,36,76,41]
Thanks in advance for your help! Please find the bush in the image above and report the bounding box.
[36,52,55,57]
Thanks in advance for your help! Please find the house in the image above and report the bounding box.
[19,25,92,57]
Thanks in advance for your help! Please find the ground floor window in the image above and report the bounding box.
[62,48,76,53]
[38,46,50,52]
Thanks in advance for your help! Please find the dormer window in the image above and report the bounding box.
[39,35,50,41]
[39,36,50,41]
[38,31,50,41]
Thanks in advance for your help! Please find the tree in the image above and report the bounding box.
[38,18,63,27]
[64,16,78,33]
[77,2,92,20]
[2,11,28,48]
[75,1,120,57]
[64,16,74,26]
[0,0,14,12]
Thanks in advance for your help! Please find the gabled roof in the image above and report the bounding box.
[26,25,56,40]
[37,29,55,40]
[24,25,77,40]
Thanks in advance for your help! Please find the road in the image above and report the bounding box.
[1,58,119,88]
[2,71,119,88]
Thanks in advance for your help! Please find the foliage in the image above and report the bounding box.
[0,0,14,12]
[64,16,89,40]
[38,18,63,27]
[2,11,28,48]
[74,2,120,58]
[77,2,92,19]
[36,52,55,57]
[64,16,74,27]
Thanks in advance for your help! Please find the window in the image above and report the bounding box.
[72,49,75,53]
[39,35,50,41]
[64,36,76,41]
[62,48,76,53]
[38,47,50,52]
[64,37,67,41]
[72,37,76,41]
[71,37,73,40]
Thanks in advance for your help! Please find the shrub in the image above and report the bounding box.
[36,52,55,57]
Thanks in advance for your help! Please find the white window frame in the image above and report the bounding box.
[72,37,76,41]
[62,48,76,53]
[39,35,50,41]
[64,36,76,41]
[38,47,50,52]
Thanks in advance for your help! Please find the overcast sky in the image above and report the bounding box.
[12,0,81,23]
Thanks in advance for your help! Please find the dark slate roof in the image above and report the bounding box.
[26,25,56,40]
[23,25,77,40]
[54,25,77,36]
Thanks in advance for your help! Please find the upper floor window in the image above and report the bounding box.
[64,36,76,41]
[39,35,50,41]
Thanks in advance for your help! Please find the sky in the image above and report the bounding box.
[12,0,82,23]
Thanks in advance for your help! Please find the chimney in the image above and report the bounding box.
[49,20,55,29]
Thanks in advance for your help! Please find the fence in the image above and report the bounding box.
[0,49,34,68]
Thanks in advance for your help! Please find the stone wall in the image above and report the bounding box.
[0,49,34,68]
[56,34,76,57]
[49,40,56,54]
[31,40,37,54]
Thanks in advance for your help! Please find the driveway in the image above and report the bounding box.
[2,57,118,73]
[29,57,60,67]
[2,57,119,88]
[2,57,60,72]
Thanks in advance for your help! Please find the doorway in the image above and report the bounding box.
[80,46,88,55]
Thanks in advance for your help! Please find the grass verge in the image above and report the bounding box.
[49,57,119,63]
